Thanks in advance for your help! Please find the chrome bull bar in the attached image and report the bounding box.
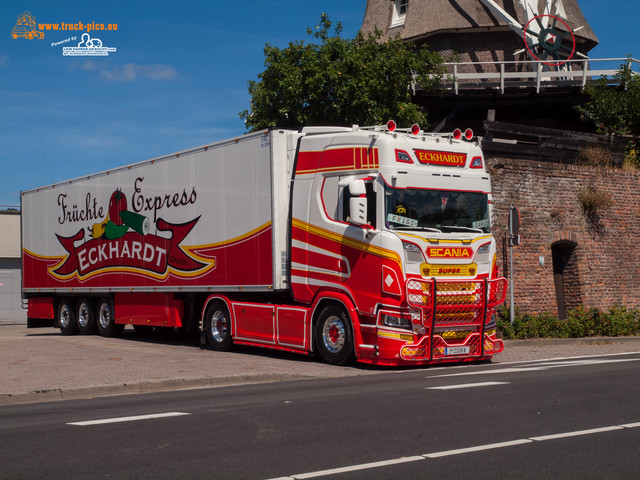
[404,277,507,361]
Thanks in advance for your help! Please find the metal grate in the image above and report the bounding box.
[406,278,507,328]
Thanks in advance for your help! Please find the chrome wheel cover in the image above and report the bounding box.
[78,303,90,328]
[98,303,112,329]
[210,310,228,343]
[322,316,345,354]
[59,304,71,329]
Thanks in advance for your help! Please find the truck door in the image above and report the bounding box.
[290,140,383,312]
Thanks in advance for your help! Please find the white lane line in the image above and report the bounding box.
[529,425,625,441]
[432,367,548,377]
[427,381,509,390]
[524,358,640,368]
[430,357,640,380]
[496,351,640,366]
[67,411,191,426]
[291,456,424,479]
[267,420,640,480]
[424,439,532,458]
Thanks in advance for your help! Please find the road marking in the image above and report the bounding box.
[428,356,640,379]
[498,351,640,366]
[432,367,548,377]
[266,421,640,480]
[426,381,509,390]
[523,358,640,368]
[67,411,191,426]
[291,456,424,479]
[529,425,625,441]
[424,439,532,458]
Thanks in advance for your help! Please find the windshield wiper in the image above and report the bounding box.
[441,225,484,233]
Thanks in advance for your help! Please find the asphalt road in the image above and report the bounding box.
[1,352,639,479]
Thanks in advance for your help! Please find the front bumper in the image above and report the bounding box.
[358,278,507,365]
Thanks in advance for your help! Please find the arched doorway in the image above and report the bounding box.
[551,240,579,319]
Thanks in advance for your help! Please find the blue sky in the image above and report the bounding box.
[1,0,637,206]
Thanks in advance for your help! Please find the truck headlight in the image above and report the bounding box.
[402,241,425,264]
[381,313,412,329]
[474,242,491,264]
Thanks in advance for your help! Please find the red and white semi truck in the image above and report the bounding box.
[21,123,506,366]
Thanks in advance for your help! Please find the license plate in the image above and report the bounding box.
[445,346,470,356]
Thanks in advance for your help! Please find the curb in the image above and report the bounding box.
[0,374,314,407]
[503,336,640,348]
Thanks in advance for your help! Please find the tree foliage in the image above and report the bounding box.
[240,14,444,131]
[581,57,640,165]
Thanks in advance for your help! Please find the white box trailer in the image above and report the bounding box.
[22,130,291,293]
[23,124,507,366]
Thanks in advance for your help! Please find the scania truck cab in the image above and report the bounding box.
[289,122,505,365]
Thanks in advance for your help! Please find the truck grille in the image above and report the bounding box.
[406,278,506,328]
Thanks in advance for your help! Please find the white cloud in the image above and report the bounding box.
[73,60,177,82]
[81,59,101,71]
[0,54,8,67]
[98,63,178,82]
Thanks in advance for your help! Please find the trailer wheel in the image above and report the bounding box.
[97,298,123,337]
[203,301,232,351]
[58,299,78,336]
[77,298,97,335]
[315,304,354,366]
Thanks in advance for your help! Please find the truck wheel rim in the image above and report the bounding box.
[322,317,345,353]
[78,304,89,327]
[99,304,111,329]
[60,305,71,328]
[210,311,228,342]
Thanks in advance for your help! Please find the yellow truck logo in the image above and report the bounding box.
[11,11,44,40]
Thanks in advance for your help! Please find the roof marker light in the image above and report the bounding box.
[387,120,397,132]
[464,128,474,141]
[411,124,421,135]
[452,128,462,140]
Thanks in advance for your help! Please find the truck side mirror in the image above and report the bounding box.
[349,196,368,226]
[347,179,368,226]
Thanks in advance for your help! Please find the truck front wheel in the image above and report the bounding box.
[315,304,354,366]
[203,301,232,351]
[58,299,78,336]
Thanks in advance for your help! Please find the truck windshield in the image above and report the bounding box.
[384,186,490,233]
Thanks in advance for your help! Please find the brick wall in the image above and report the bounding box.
[421,31,527,73]
[487,156,640,315]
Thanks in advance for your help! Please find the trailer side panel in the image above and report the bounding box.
[22,131,281,293]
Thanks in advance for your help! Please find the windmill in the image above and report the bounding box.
[359,0,601,131]
[478,0,586,68]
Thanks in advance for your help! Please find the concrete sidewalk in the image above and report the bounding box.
[2,324,640,406]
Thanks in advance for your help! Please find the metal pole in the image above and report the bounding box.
[481,278,488,357]
[509,239,514,325]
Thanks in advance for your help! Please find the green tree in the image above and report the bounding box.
[240,14,444,131]
[581,57,640,166]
